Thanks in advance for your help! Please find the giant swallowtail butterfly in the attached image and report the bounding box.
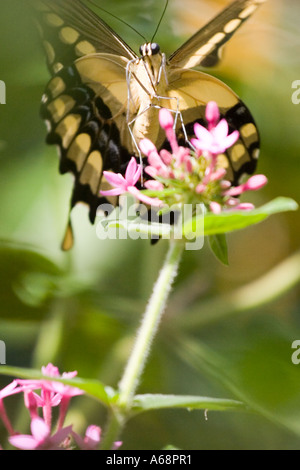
[30,0,265,249]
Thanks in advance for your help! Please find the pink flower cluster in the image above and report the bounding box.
[100,102,267,213]
[0,364,121,450]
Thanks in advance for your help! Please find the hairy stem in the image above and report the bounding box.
[101,240,184,449]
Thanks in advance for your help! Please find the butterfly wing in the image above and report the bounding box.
[169,0,266,69]
[164,0,264,182]
[30,0,139,248]
[42,54,133,222]
[164,69,259,183]
[30,0,137,73]
[31,0,265,249]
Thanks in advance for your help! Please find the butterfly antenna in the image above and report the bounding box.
[151,0,169,43]
[86,0,147,42]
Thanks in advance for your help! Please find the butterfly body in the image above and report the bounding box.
[30,0,266,248]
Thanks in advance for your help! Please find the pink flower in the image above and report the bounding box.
[159,108,179,153]
[141,110,192,181]
[210,168,227,181]
[112,440,123,450]
[101,157,162,207]
[0,363,114,450]
[191,119,239,156]
[99,103,267,218]
[0,380,20,399]
[101,157,141,196]
[233,203,255,211]
[159,149,173,165]
[71,425,122,450]
[42,364,59,377]
[224,174,268,197]
[17,363,83,401]
[195,183,206,194]
[24,391,39,420]
[209,202,222,214]
[144,180,164,191]
[72,425,101,450]
[8,417,72,450]
[140,139,170,178]
[205,101,220,130]
[0,381,25,436]
[49,370,83,398]
[17,363,84,430]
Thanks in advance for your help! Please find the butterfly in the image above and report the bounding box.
[30,0,266,249]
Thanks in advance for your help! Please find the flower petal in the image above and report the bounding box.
[147,152,165,170]
[205,101,220,128]
[209,202,222,214]
[50,425,73,446]
[193,123,212,143]
[9,434,39,450]
[223,130,239,149]
[224,185,244,197]
[102,171,126,188]
[31,417,50,440]
[244,174,268,191]
[234,203,255,211]
[139,138,158,158]
[100,188,124,197]
[0,380,19,399]
[42,364,60,377]
[128,186,163,207]
[144,180,164,191]
[125,157,141,186]
[213,119,228,140]
[145,166,158,178]
[210,168,227,181]
[159,108,174,129]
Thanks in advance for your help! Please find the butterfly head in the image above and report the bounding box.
[136,42,165,91]
[139,42,161,57]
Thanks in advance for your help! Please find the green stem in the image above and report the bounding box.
[101,240,184,449]
[118,240,184,407]
[99,409,125,450]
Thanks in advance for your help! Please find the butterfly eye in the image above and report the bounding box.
[151,43,160,55]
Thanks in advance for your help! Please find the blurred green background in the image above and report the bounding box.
[0,0,299,450]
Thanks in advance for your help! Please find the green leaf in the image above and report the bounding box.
[209,233,229,265]
[0,365,115,406]
[0,243,62,321]
[183,197,298,238]
[175,333,300,437]
[132,393,246,413]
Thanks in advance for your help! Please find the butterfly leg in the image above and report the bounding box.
[126,103,157,185]
[157,56,194,148]
[154,95,195,150]
[126,58,139,122]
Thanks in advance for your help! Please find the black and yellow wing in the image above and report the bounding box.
[165,70,259,184]
[31,0,138,248]
[31,0,265,249]
[169,0,266,69]
[165,0,265,183]
[31,0,137,73]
